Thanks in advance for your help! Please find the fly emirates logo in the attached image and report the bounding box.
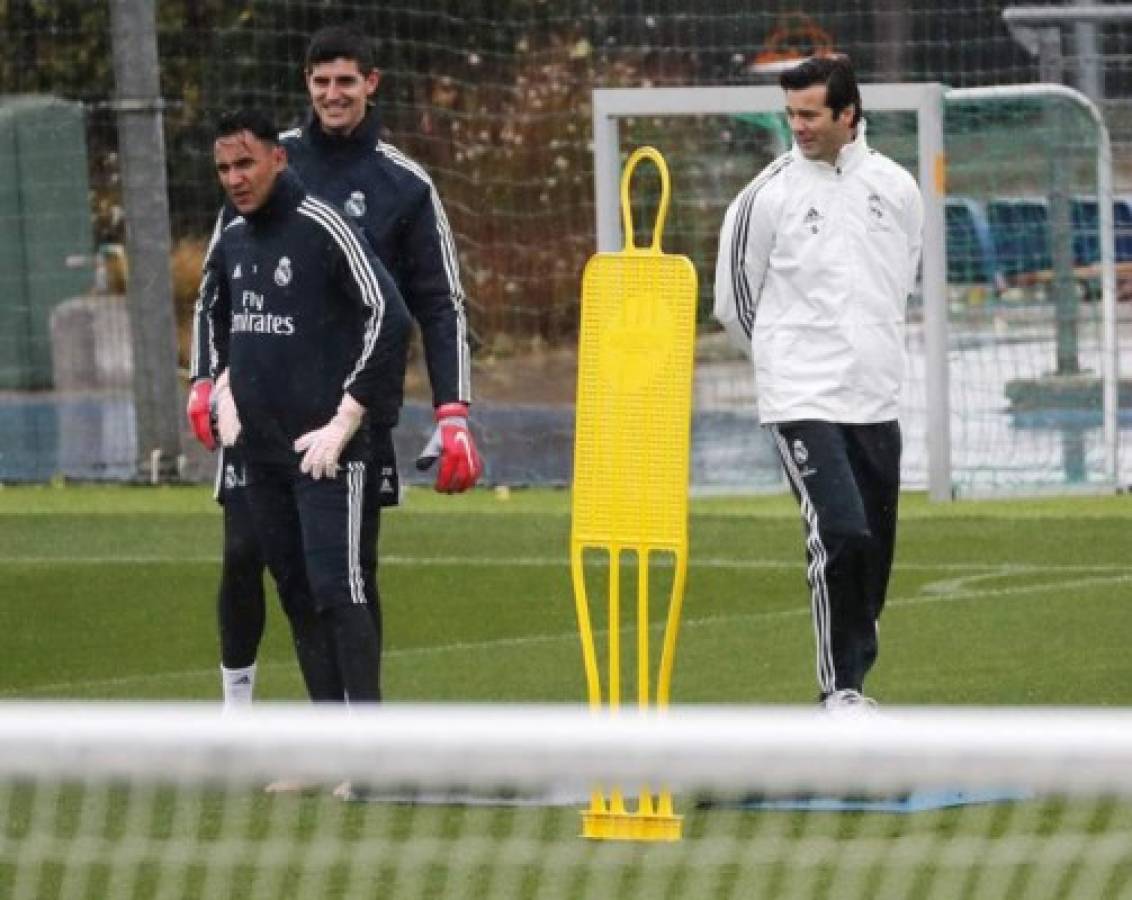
[232,289,295,336]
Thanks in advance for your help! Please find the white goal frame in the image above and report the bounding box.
[592,83,1118,501]
[4,703,1132,794]
[6,703,1132,897]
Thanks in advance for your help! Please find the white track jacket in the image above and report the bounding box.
[713,122,923,424]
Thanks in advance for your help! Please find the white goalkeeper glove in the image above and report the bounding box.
[293,393,366,480]
[211,370,242,448]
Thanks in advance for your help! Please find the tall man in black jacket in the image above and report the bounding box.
[188,26,480,706]
[204,108,411,704]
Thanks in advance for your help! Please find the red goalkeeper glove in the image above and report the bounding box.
[415,402,483,493]
[186,379,216,451]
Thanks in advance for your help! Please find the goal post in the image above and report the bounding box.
[593,83,952,502]
[5,703,1132,794]
[3,703,1132,899]
[593,83,1120,500]
[945,83,1119,487]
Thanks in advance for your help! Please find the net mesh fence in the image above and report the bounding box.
[2,704,1131,900]
[2,2,1132,491]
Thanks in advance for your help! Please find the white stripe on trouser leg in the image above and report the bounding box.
[770,426,835,695]
[212,450,224,500]
[347,462,366,605]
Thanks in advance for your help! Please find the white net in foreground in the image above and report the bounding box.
[1,704,1131,899]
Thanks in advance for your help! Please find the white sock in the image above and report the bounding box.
[221,663,256,708]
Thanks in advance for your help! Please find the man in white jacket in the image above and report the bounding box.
[714,55,923,712]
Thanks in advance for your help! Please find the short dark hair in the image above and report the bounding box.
[215,108,279,144]
[779,55,862,127]
[305,25,377,74]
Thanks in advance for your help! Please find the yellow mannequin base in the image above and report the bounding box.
[580,810,683,842]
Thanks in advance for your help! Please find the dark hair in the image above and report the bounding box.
[779,55,862,127]
[305,25,377,74]
[215,108,279,144]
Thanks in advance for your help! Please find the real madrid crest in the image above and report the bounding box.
[866,192,891,231]
[274,256,292,287]
[792,439,808,466]
[868,192,884,221]
[345,191,367,217]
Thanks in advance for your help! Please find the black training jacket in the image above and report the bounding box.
[281,107,470,407]
[192,108,470,408]
[203,168,411,464]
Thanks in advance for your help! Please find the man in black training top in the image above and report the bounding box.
[187,25,480,707]
[204,107,411,706]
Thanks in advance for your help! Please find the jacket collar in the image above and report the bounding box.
[305,104,382,153]
[243,167,306,227]
[792,118,870,173]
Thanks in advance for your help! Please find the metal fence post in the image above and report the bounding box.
[109,0,182,482]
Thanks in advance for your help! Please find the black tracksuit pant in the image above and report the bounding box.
[214,438,392,700]
[239,458,382,703]
[769,420,901,699]
[217,477,265,670]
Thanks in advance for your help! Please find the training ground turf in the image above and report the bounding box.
[2,485,1132,900]
[1,484,1129,707]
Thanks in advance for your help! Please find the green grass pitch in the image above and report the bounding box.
[2,485,1132,900]
[0,483,1129,706]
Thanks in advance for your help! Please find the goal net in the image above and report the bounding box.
[3,703,1131,899]
[1,4,1127,493]
[595,84,1119,499]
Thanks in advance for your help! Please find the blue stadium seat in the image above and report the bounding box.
[1067,196,1132,264]
[1070,196,1099,266]
[945,196,998,286]
[987,198,1052,277]
[1114,197,1132,262]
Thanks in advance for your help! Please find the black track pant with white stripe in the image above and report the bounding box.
[214,435,393,684]
[218,487,265,670]
[243,460,381,703]
[770,420,901,698]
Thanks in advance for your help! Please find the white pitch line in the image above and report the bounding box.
[3,554,1131,575]
[894,571,1132,608]
[2,571,1127,699]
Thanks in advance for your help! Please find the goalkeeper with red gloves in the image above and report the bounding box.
[195,107,412,705]
[188,26,481,708]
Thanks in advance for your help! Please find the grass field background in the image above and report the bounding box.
[1,483,1129,708]
[2,484,1132,899]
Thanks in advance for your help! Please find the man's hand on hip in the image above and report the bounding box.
[294,394,366,480]
[415,402,483,493]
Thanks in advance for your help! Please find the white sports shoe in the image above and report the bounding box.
[821,689,878,717]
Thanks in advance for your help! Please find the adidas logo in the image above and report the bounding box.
[233,676,251,685]
[232,263,242,279]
